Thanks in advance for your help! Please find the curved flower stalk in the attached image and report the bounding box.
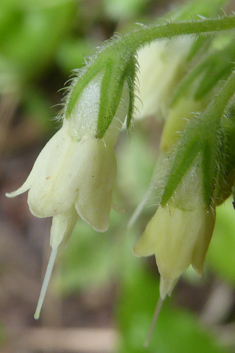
[6,73,130,318]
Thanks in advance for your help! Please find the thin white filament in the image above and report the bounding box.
[127,185,153,228]
[127,154,166,228]
[144,297,164,347]
[34,247,58,320]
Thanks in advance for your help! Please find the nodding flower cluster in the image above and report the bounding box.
[131,3,235,342]
[6,0,235,346]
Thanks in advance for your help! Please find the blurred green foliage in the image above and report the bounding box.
[58,211,125,294]
[207,198,235,285]
[103,0,148,20]
[0,0,154,133]
[0,0,76,90]
[116,268,228,353]
[0,0,79,132]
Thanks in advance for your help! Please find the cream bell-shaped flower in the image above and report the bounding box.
[135,37,193,120]
[7,121,117,232]
[6,74,129,318]
[133,202,215,299]
[132,157,216,299]
[133,197,215,347]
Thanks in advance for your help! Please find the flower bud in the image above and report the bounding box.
[135,36,193,120]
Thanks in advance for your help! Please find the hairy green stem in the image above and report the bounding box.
[123,16,235,51]
[66,15,235,137]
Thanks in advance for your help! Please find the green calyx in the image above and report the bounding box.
[65,41,136,139]
[171,35,235,106]
[215,103,235,204]
[97,50,137,139]
[160,119,220,208]
[161,69,235,209]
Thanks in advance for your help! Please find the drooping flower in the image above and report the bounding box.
[133,202,215,299]
[6,73,130,318]
[132,156,216,299]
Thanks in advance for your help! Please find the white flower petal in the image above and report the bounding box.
[154,205,204,281]
[28,122,94,218]
[6,123,70,200]
[5,173,33,198]
[131,211,157,258]
[191,209,215,276]
[75,138,116,232]
[50,206,79,249]
[27,123,75,217]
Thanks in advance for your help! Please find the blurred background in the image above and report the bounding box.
[1,0,235,352]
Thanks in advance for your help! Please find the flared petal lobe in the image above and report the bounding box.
[133,204,203,279]
[191,209,215,276]
[6,126,70,201]
[27,121,96,218]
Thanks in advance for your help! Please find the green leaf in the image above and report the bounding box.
[0,1,76,85]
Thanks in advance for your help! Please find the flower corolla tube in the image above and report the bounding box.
[6,73,130,318]
[134,36,193,120]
